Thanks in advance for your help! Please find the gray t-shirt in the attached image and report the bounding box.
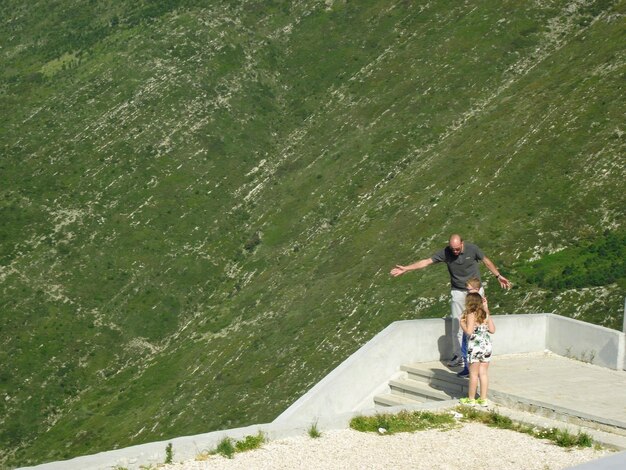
[431,242,485,290]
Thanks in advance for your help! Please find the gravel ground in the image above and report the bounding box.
[162,422,611,470]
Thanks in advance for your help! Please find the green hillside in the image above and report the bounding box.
[1,0,624,467]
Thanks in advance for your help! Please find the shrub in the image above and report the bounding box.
[234,432,266,452]
[212,432,266,459]
[164,443,173,464]
[215,437,235,459]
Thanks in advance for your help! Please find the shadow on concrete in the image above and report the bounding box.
[437,334,448,361]
[426,365,467,399]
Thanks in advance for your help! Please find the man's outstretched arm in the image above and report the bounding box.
[390,258,434,277]
[482,256,511,289]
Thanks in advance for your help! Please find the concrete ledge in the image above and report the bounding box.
[490,313,548,353]
[275,314,550,425]
[276,314,625,427]
[274,318,452,425]
[18,401,459,470]
[490,389,626,437]
[493,406,626,453]
[546,315,625,370]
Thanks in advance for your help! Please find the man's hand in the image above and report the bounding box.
[390,265,409,277]
[498,275,512,290]
[390,258,433,276]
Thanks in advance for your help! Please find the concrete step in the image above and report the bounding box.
[489,389,626,438]
[389,378,455,401]
[492,404,626,451]
[400,363,469,396]
[373,393,424,407]
[403,361,626,439]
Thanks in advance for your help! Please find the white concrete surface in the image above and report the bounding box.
[546,314,625,370]
[276,314,625,426]
[275,318,451,424]
[275,313,552,424]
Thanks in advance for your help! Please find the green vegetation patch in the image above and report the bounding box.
[206,431,267,459]
[308,421,322,439]
[350,410,457,434]
[351,408,597,450]
[515,230,626,290]
[458,406,596,448]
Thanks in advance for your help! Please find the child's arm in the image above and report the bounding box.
[487,314,496,334]
[482,296,490,315]
[461,313,475,335]
[483,297,496,333]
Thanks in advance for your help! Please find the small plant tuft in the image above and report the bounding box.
[308,421,322,438]
[554,429,579,447]
[211,432,266,459]
[234,431,266,452]
[350,410,456,434]
[215,437,236,459]
[195,451,210,461]
[164,442,173,464]
[577,432,594,448]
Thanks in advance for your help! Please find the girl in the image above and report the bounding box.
[459,292,495,406]
[456,277,484,378]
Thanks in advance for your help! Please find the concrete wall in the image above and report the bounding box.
[18,419,333,470]
[274,318,449,425]
[490,313,548,354]
[546,314,626,370]
[19,401,457,470]
[275,313,549,424]
[276,313,625,426]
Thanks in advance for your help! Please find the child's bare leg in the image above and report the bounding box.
[468,362,480,399]
[478,362,490,399]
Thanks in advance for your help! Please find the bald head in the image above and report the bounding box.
[449,234,463,255]
[449,234,462,245]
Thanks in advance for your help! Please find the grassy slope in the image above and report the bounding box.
[0,0,624,466]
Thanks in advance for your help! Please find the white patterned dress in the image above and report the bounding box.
[467,322,492,363]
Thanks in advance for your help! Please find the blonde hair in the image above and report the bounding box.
[463,292,487,324]
[466,277,481,290]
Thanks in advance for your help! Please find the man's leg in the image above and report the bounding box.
[450,290,466,358]
[457,334,469,376]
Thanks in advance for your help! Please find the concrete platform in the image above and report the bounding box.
[409,351,626,436]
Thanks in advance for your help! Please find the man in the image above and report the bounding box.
[390,234,511,366]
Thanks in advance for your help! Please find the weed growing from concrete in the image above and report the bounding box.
[215,437,236,459]
[308,422,322,438]
[536,427,594,448]
[211,432,266,459]
[164,442,173,464]
[234,432,266,452]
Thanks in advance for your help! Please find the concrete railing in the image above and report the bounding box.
[547,314,625,370]
[275,317,451,425]
[275,313,626,425]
